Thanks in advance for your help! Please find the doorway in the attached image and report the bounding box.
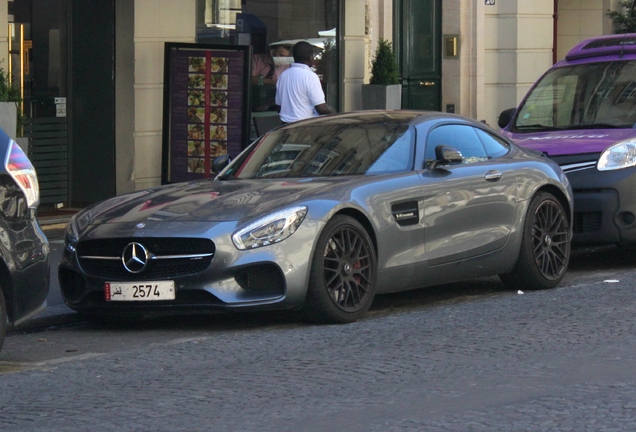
[9,0,70,207]
[8,0,117,209]
[395,0,442,111]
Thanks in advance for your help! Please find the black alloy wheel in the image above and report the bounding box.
[532,198,570,280]
[303,215,377,324]
[500,192,571,290]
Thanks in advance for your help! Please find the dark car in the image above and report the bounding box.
[0,128,50,350]
[60,111,573,324]
[499,33,636,246]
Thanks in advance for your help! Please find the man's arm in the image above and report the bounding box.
[315,103,334,115]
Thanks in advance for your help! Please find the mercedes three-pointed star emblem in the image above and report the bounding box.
[121,242,150,274]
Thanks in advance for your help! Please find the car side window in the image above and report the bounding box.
[474,128,510,158]
[367,128,415,174]
[426,125,488,165]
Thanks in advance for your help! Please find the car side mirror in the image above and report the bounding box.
[428,145,463,169]
[212,154,231,173]
[498,108,516,129]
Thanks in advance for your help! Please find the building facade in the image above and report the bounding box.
[0,0,623,208]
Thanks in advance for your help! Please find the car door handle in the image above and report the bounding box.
[484,170,502,181]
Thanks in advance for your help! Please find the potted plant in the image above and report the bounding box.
[0,67,21,139]
[607,0,636,33]
[361,38,402,110]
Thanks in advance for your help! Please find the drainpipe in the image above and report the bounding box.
[553,0,558,64]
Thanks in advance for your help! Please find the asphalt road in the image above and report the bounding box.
[2,225,635,430]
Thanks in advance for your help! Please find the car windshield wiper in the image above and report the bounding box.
[515,124,563,131]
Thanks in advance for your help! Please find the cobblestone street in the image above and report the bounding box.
[1,247,636,431]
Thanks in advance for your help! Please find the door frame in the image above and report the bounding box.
[393,0,442,111]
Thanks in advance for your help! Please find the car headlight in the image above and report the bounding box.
[64,209,93,253]
[232,206,308,250]
[598,140,636,171]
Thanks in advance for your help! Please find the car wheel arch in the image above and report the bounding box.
[534,184,573,226]
[330,208,378,257]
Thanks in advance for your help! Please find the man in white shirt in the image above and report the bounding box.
[275,41,334,123]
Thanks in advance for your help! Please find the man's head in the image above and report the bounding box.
[271,45,291,57]
[293,41,315,65]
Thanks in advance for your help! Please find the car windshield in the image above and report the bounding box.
[513,60,636,132]
[220,120,415,179]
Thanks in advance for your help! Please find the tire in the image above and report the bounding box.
[500,191,571,290]
[0,288,7,352]
[302,216,377,324]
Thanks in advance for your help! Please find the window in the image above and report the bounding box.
[224,120,413,179]
[196,0,340,122]
[425,125,489,165]
[474,128,509,158]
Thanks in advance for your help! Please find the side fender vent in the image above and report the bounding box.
[391,201,419,226]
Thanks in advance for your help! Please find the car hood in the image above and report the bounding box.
[83,177,358,225]
[503,129,636,156]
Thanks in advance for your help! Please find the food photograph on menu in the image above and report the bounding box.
[210,57,228,73]
[210,90,228,106]
[188,56,206,73]
[210,141,227,158]
[188,74,205,89]
[209,74,228,90]
[187,123,205,140]
[211,125,227,141]
[188,90,204,106]
[210,108,227,123]
[188,107,206,123]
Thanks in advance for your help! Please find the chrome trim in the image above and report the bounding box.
[561,161,596,174]
[79,253,213,260]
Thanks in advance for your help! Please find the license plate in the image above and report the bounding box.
[105,281,175,301]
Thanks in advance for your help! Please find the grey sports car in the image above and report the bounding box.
[60,111,573,324]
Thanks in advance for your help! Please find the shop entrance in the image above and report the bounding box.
[395,0,442,111]
[9,0,116,209]
[9,0,69,208]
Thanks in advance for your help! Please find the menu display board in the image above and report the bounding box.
[162,43,251,184]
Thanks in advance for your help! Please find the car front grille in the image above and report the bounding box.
[573,211,602,234]
[76,237,215,280]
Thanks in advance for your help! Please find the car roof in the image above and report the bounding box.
[283,110,478,129]
[564,33,636,62]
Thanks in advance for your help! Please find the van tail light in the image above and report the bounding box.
[4,140,40,208]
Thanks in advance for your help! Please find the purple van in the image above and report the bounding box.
[498,33,636,246]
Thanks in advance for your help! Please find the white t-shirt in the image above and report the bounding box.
[275,63,326,123]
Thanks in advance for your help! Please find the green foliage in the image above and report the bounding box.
[0,67,21,102]
[370,39,400,85]
[607,0,636,33]
[0,66,23,137]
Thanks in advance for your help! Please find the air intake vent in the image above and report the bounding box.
[392,201,419,226]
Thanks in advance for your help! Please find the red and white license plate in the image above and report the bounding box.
[105,281,175,301]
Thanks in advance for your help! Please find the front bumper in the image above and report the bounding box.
[565,165,636,245]
[58,219,323,317]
